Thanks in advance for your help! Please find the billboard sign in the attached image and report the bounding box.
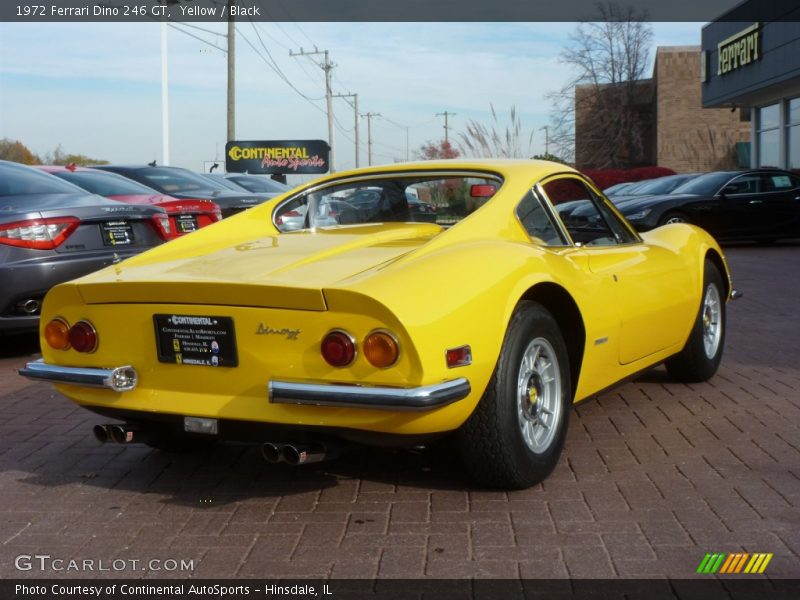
[225,140,330,174]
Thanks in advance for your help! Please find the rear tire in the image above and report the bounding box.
[457,301,571,489]
[665,260,725,382]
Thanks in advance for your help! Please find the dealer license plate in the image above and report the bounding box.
[154,314,238,367]
[101,221,134,246]
[175,214,198,233]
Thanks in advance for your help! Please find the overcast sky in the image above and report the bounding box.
[0,21,701,180]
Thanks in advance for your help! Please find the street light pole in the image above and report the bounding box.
[161,21,170,165]
[227,0,235,143]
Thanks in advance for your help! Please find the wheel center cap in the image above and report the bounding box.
[523,373,543,419]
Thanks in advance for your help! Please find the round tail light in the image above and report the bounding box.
[69,320,98,353]
[364,330,399,368]
[44,318,71,350]
[321,330,356,367]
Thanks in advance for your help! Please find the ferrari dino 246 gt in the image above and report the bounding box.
[21,160,735,488]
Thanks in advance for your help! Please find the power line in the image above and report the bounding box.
[167,23,226,53]
[236,26,326,113]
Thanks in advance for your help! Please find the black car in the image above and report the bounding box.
[95,165,270,218]
[611,173,701,199]
[223,174,290,196]
[617,169,800,242]
[0,161,168,333]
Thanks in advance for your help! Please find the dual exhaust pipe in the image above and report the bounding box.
[93,424,138,444]
[94,425,338,466]
[261,442,338,466]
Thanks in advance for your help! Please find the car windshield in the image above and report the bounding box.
[54,170,157,196]
[0,162,87,196]
[136,167,220,194]
[274,173,501,231]
[671,172,735,196]
[229,176,289,194]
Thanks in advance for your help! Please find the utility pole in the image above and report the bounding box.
[436,111,456,144]
[227,0,235,143]
[291,47,335,172]
[540,126,550,155]
[363,112,381,166]
[334,92,359,168]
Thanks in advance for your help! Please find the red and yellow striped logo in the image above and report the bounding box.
[697,552,773,574]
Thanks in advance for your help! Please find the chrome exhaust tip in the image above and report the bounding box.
[261,442,285,464]
[282,443,333,466]
[16,299,41,315]
[92,424,110,444]
[108,424,137,444]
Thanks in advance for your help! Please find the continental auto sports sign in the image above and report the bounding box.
[225,140,330,174]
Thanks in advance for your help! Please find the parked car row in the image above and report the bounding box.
[1,161,289,334]
[602,168,800,243]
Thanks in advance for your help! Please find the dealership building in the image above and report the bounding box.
[702,2,800,170]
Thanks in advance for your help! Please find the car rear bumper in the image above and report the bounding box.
[20,358,471,411]
[0,249,145,332]
[19,359,138,392]
[269,378,471,411]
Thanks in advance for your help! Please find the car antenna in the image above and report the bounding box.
[147,160,157,167]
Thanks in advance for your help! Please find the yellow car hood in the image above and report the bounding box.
[74,223,443,311]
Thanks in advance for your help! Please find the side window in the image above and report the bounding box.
[722,175,760,195]
[542,177,619,246]
[760,173,799,192]
[515,190,566,246]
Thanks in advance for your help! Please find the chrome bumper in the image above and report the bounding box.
[19,359,138,392]
[269,378,471,411]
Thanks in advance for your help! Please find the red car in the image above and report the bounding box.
[36,165,222,239]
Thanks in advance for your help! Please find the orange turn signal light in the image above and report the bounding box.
[44,318,71,350]
[364,330,399,368]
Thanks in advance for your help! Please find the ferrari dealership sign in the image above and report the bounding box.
[225,140,330,174]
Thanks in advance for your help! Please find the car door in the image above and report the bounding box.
[540,175,692,365]
[715,173,800,239]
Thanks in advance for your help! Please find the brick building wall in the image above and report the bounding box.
[574,46,750,172]
[655,46,750,172]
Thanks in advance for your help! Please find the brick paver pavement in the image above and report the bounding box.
[0,244,798,579]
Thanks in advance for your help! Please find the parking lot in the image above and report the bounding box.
[0,243,798,580]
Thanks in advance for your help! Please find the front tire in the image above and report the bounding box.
[659,211,690,226]
[665,260,725,382]
[458,301,571,489]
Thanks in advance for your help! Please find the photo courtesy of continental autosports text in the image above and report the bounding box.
[1,0,799,598]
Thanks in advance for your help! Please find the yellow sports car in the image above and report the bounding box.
[20,160,737,489]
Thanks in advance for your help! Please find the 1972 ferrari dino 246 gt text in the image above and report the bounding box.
[21,160,736,488]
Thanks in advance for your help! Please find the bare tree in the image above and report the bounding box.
[458,105,534,158]
[547,3,654,168]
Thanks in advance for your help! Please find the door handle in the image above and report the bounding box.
[749,200,763,205]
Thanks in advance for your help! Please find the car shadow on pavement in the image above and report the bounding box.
[11,434,475,509]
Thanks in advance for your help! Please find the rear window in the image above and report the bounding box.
[54,170,157,196]
[136,168,215,194]
[0,162,87,196]
[274,173,501,231]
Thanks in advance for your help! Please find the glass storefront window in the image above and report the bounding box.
[789,98,800,126]
[789,125,800,171]
[758,104,781,167]
[759,129,780,167]
[759,103,780,129]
